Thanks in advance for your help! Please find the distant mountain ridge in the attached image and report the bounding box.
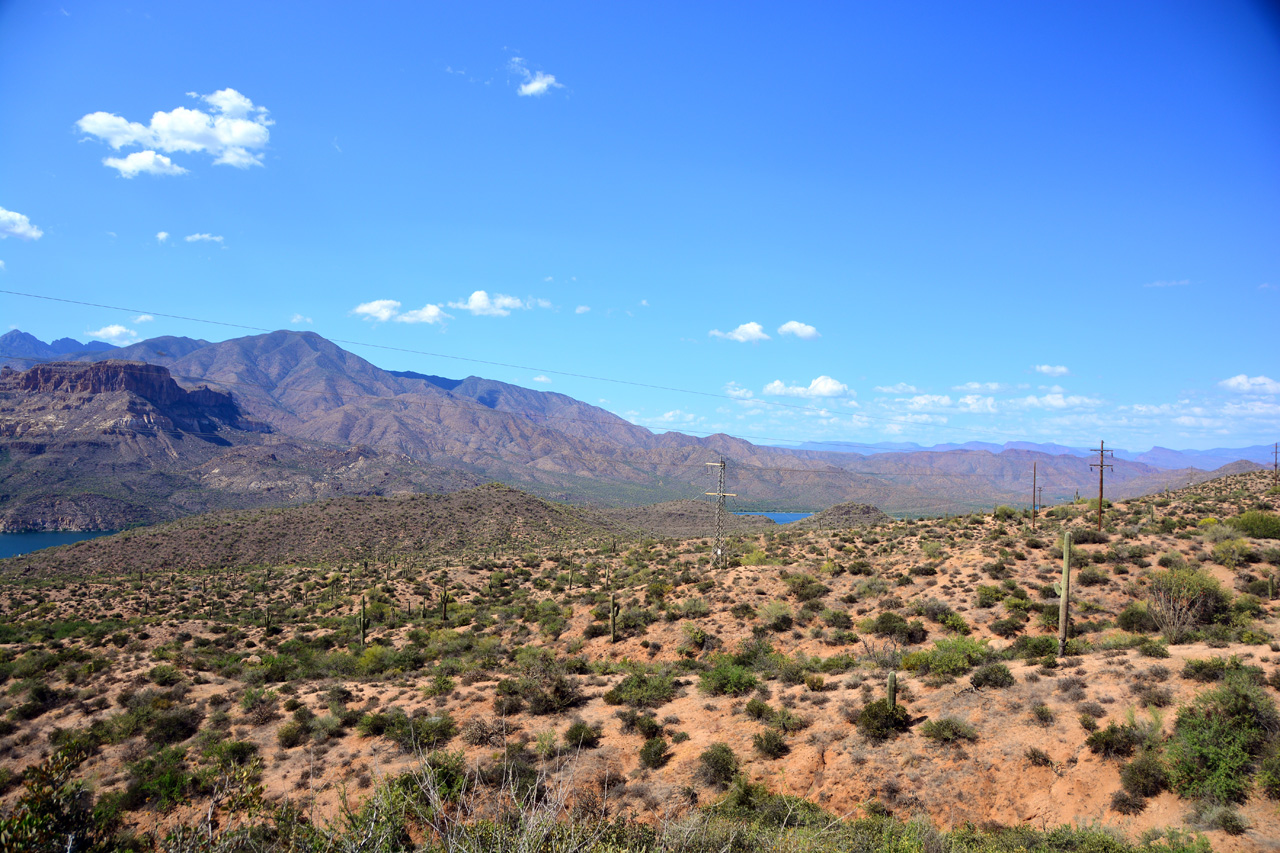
[0,330,1264,528]
[788,439,1273,470]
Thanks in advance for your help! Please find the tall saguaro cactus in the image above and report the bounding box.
[1058,531,1072,657]
[887,671,898,708]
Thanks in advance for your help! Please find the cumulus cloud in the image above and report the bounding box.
[77,88,272,175]
[953,381,1006,392]
[184,233,223,243]
[1017,393,1102,409]
[709,322,769,343]
[903,394,952,410]
[1144,279,1190,288]
[724,381,754,400]
[290,313,312,324]
[510,58,563,97]
[0,261,6,272]
[396,304,450,324]
[0,206,43,240]
[777,320,819,339]
[1033,364,1069,376]
[575,305,590,314]
[1219,374,1280,395]
[532,375,551,384]
[874,382,918,394]
[957,394,997,413]
[763,376,851,398]
[353,299,401,322]
[447,290,528,317]
[156,231,169,243]
[134,314,154,323]
[86,324,137,344]
[102,151,188,178]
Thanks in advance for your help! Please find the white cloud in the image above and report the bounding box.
[290,313,312,324]
[874,382,918,394]
[134,314,154,323]
[102,150,188,178]
[709,322,769,343]
[1260,283,1276,290]
[777,320,819,340]
[447,290,528,317]
[395,304,450,324]
[510,58,563,97]
[763,375,851,398]
[1219,374,1280,395]
[957,394,997,413]
[1017,393,1102,409]
[724,381,754,400]
[86,324,137,344]
[903,394,952,410]
[353,299,401,322]
[0,206,43,240]
[0,261,6,272]
[184,233,223,243]
[77,88,272,174]
[156,231,169,243]
[952,381,1006,392]
[1143,279,1190,288]
[1033,364,1069,376]
[575,305,590,314]
[532,375,551,384]
[640,299,649,307]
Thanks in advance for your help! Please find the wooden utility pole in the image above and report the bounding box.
[1089,440,1114,531]
[705,458,736,571]
[1031,462,1038,530]
[1058,531,1072,657]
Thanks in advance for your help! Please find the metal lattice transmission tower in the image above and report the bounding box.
[705,458,736,572]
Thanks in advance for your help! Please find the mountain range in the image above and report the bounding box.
[0,329,1265,530]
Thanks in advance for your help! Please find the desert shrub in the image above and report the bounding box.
[700,662,758,696]
[753,729,789,759]
[1257,746,1280,799]
[1117,603,1158,634]
[1147,566,1232,643]
[1031,704,1055,726]
[1110,790,1146,815]
[276,720,308,748]
[1120,750,1168,797]
[1211,539,1255,569]
[1086,723,1142,759]
[870,612,927,644]
[148,664,182,687]
[902,636,993,677]
[970,663,1015,689]
[856,699,910,741]
[696,743,740,788]
[1010,635,1057,659]
[768,707,809,734]
[1181,655,1264,684]
[603,672,676,708]
[990,617,1024,639]
[639,736,670,769]
[785,575,829,602]
[123,745,193,811]
[1076,567,1109,587]
[757,601,793,632]
[146,707,203,746]
[1070,527,1110,546]
[920,717,977,744]
[1229,510,1280,540]
[1167,673,1278,803]
[1188,802,1248,836]
[744,697,772,721]
[563,720,601,750]
[1025,747,1053,767]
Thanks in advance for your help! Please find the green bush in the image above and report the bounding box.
[752,729,789,759]
[855,699,910,742]
[146,707,203,746]
[970,663,1015,689]
[639,736,670,769]
[1181,655,1264,684]
[603,672,676,708]
[1086,723,1142,759]
[1120,751,1168,797]
[744,697,773,720]
[148,664,182,686]
[1229,510,1280,539]
[563,720,601,750]
[1167,673,1278,803]
[699,662,759,696]
[920,717,977,744]
[870,612,927,644]
[696,743,740,788]
[901,636,992,677]
[1117,603,1158,634]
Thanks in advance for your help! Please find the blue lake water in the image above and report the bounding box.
[733,512,813,524]
[0,531,116,560]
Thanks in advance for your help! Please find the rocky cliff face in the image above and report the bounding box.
[0,360,267,435]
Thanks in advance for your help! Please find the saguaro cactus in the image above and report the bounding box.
[887,671,898,708]
[1058,531,1072,657]
[609,593,619,643]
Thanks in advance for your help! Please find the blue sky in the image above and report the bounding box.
[1,1,1277,450]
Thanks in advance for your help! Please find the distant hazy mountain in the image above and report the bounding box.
[787,438,1269,469]
[0,329,1263,527]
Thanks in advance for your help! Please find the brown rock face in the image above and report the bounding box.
[0,360,265,434]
